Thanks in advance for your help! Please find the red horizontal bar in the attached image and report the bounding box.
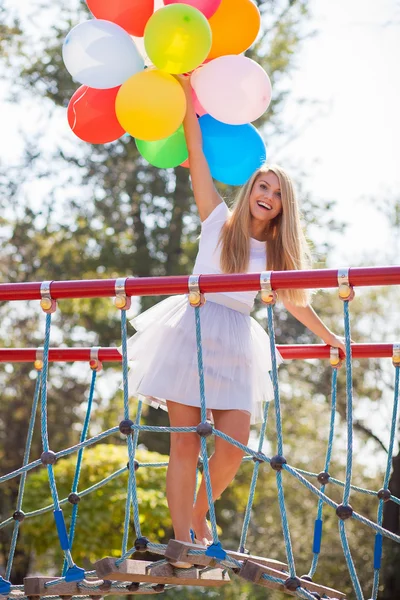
[0,266,399,301]
[0,344,396,363]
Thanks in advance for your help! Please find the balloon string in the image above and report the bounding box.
[71,86,89,132]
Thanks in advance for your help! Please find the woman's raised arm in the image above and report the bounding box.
[179,76,222,222]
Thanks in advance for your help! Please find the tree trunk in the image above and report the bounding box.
[381,451,400,599]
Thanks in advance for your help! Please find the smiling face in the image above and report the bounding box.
[249,171,283,225]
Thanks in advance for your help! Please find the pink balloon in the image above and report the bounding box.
[191,55,272,125]
[180,158,190,168]
[192,87,206,116]
[163,0,221,19]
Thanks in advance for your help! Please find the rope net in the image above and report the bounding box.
[0,269,399,600]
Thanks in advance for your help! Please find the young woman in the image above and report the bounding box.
[124,75,345,557]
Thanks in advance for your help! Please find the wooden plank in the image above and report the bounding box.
[239,560,346,599]
[165,540,288,570]
[94,558,230,588]
[23,577,163,596]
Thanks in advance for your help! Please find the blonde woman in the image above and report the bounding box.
[124,76,345,556]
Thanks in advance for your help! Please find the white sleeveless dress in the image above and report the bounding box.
[124,202,282,423]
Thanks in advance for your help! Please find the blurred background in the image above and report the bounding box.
[1,0,400,598]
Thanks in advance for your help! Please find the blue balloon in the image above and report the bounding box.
[199,115,266,186]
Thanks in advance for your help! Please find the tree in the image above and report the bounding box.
[2,1,397,597]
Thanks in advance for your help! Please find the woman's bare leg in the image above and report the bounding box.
[192,409,251,544]
[166,401,201,543]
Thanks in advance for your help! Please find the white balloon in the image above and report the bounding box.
[62,20,144,89]
[191,55,272,125]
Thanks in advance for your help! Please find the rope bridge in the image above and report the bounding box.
[1,266,400,600]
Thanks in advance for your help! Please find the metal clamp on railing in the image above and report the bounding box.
[260,271,276,305]
[330,347,342,369]
[34,348,44,371]
[114,277,131,311]
[337,268,355,301]
[188,274,205,308]
[392,343,400,367]
[40,281,57,314]
[89,346,103,372]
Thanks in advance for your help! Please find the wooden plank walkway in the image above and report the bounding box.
[95,557,230,588]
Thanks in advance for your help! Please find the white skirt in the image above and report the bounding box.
[123,294,283,424]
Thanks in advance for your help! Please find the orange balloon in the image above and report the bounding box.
[207,0,260,59]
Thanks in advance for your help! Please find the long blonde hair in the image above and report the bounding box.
[219,164,311,306]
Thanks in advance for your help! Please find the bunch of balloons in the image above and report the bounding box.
[63,0,272,185]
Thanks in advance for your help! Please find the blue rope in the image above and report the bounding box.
[40,314,64,520]
[339,520,364,600]
[121,310,130,421]
[122,483,133,556]
[71,369,97,494]
[352,510,400,542]
[122,397,144,552]
[239,399,271,552]
[120,309,143,548]
[338,299,363,597]
[2,293,400,598]
[371,364,400,599]
[382,365,400,485]
[126,434,141,539]
[342,300,354,506]
[267,306,283,456]
[62,368,98,576]
[267,303,296,577]
[0,425,200,486]
[308,366,338,578]
[325,368,338,475]
[39,313,79,575]
[194,305,219,545]
[0,468,128,528]
[17,375,42,510]
[5,373,41,580]
[40,315,52,455]
[239,460,260,551]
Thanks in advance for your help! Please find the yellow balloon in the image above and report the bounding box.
[208,0,260,59]
[144,4,212,74]
[115,69,186,141]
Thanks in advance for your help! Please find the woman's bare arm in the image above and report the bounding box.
[283,299,346,354]
[179,76,222,222]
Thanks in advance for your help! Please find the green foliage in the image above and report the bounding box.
[1,0,399,597]
[22,444,171,569]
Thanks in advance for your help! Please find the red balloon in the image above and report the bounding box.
[86,0,154,37]
[163,0,221,19]
[67,86,125,144]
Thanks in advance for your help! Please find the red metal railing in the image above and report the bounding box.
[0,344,396,362]
[0,266,399,301]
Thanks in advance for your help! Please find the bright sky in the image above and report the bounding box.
[275,0,400,265]
[2,0,400,266]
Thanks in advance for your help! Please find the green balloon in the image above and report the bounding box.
[144,4,212,74]
[135,125,188,168]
